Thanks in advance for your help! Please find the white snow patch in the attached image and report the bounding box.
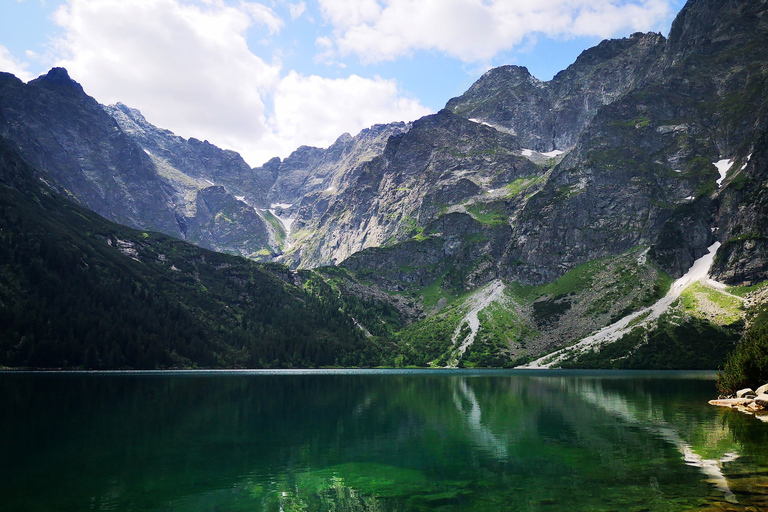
[270,203,293,209]
[674,169,682,173]
[522,242,722,369]
[714,158,734,188]
[468,118,495,128]
[325,186,336,193]
[683,195,695,201]
[740,153,753,171]
[542,150,564,158]
[204,179,215,186]
[235,195,245,202]
[521,149,535,157]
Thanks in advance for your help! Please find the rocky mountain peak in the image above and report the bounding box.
[29,67,86,97]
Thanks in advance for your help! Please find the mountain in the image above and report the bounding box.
[2,0,767,370]
[0,134,401,369]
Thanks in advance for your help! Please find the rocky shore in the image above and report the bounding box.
[709,384,768,422]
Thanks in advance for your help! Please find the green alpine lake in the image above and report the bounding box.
[2,370,767,511]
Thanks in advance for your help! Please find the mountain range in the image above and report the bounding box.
[1,0,767,376]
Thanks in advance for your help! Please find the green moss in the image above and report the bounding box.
[465,202,507,226]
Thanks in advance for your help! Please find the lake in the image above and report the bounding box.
[1,370,767,511]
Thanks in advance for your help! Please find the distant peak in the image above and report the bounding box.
[43,67,74,84]
[31,67,85,96]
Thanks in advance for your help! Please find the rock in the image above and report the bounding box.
[708,398,753,408]
[756,383,768,396]
[736,388,756,398]
[755,394,768,408]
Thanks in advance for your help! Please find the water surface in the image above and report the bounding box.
[2,370,767,511]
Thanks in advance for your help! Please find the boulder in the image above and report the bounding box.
[736,388,756,398]
[755,394,768,408]
[756,383,768,396]
[709,398,753,407]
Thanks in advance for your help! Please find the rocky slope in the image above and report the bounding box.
[0,69,277,258]
[446,31,665,152]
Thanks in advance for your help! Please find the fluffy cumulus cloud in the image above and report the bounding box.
[50,0,431,166]
[0,45,34,82]
[270,72,431,152]
[318,0,673,63]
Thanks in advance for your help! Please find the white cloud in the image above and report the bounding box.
[53,0,282,162]
[49,0,432,166]
[0,45,34,81]
[269,72,431,155]
[288,2,306,20]
[318,0,673,63]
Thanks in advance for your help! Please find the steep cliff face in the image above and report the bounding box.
[106,103,274,207]
[0,69,274,258]
[282,110,540,271]
[104,103,272,257]
[446,32,666,152]
[0,69,178,234]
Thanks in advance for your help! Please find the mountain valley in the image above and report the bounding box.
[1,0,768,381]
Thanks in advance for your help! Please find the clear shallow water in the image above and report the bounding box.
[1,370,767,512]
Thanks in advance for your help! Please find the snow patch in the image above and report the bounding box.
[523,242,723,369]
[235,195,245,202]
[270,203,293,209]
[204,179,215,186]
[468,118,494,128]
[521,149,534,157]
[542,150,564,158]
[714,158,734,188]
[673,169,682,173]
[740,153,753,171]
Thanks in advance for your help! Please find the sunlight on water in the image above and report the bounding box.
[1,370,767,511]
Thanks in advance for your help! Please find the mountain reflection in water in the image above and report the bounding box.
[1,370,766,511]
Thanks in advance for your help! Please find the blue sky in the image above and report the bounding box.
[0,0,686,166]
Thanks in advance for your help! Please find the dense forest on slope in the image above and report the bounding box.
[0,138,398,369]
[718,303,768,394]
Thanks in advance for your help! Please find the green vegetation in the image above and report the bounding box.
[718,304,768,394]
[680,282,744,325]
[395,306,462,366]
[560,316,741,370]
[465,202,507,226]
[0,141,395,369]
[503,175,546,198]
[462,301,531,368]
[262,209,286,246]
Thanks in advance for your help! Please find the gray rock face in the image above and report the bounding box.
[446,32,665,152]
[282,110,540,272]
[104,103,272,257]
[0,69,273,258]
[3,0,768,297]
[0,69,178,234]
